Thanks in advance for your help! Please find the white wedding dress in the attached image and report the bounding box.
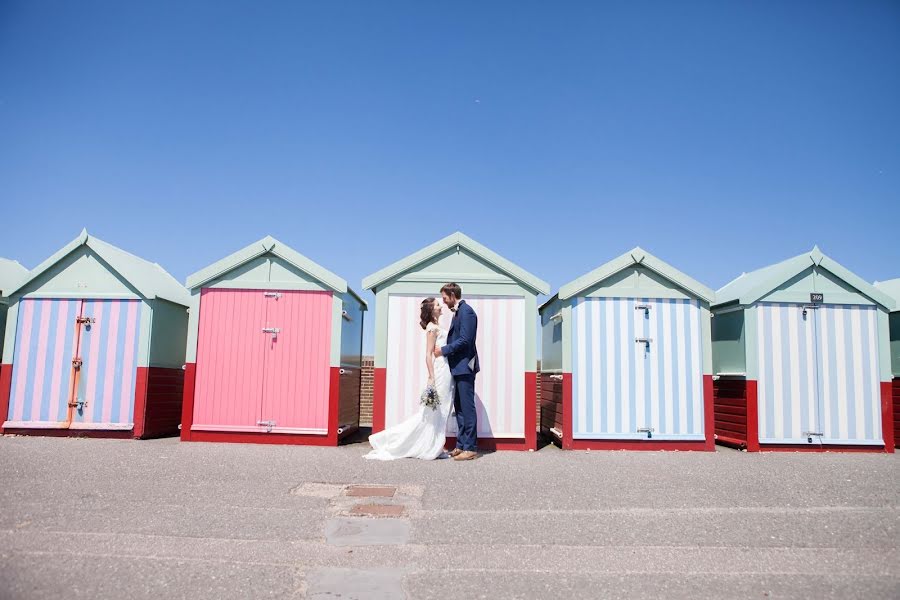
[365,323,455,460]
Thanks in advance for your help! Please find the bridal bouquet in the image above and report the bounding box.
[420,384,441,411]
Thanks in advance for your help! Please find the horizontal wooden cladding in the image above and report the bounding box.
[893,378,900,449]
[141,367,184,439]
[338,366,361,429]
[714,377,748,445]
[540,373,564,433]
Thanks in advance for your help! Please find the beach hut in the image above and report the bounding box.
[362,232,549,451]
[0,230,189,438]
[712,247,894,452]
[539,248,716,451]
[873,278,900,448]
[180,236,366,445]
[0,258,29,359]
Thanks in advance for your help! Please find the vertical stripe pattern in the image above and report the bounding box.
[8,299,80,425]
[75,300,142,426]
[384,295,526,438]
[6,298,140,428]
[571,297,704,439]
[756,303,882,445]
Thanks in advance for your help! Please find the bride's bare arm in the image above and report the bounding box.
[425,328,438,383]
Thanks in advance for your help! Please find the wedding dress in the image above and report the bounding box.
[364,322,455,460]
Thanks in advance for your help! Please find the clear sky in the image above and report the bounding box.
[2,1,898,354]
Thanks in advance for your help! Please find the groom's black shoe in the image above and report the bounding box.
[448,448,463,458]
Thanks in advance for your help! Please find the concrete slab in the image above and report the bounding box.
[306,567,407,599]
[324,517,411,546]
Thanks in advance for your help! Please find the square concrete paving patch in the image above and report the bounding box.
[347,485,397,497]
[351,504,405,517]
[325,517,411,546]
[307,567,406,599]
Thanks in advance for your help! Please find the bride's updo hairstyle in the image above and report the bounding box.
[420,298,437,330]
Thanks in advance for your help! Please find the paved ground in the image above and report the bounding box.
[0,433,898,599]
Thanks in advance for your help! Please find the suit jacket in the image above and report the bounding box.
[441,300,480,377]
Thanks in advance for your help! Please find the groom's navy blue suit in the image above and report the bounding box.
[441,300,480,452]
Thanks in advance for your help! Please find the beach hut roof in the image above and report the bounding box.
[0,258,28,297]
[8,229,189,306]
[715,246,894,310]
[557,247,715,302]
[186,235,365,307]
[874,278,900,313]
[362,231,550,295]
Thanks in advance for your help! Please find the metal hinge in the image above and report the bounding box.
[257,420,276,433]
[637,427,654,439]
[262,327,281,339]
[264,292,282,299]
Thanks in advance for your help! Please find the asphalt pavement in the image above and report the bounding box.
[0,433,897,599]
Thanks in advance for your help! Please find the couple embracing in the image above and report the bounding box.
[365,283,479,462]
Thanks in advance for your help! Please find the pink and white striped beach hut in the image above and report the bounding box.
[0,230,190,438]
[362,232,550,451]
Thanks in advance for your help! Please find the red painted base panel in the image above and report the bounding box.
[893,378,900,450]
[757,444,891,453]
[185,430,338,446]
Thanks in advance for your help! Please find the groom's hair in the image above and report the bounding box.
[440,283,462,299]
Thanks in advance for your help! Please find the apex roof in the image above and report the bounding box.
[362,231,550,295]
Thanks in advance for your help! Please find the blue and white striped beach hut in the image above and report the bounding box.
[712,247,895,452]
[539,248,715,451]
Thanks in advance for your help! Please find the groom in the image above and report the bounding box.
[434,282,479,461]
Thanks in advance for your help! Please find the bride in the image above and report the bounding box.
[365,297,455,460]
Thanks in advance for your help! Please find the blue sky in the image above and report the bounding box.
[2,1,898,354]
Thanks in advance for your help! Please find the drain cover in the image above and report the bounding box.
[350,504,405,517]
[347,485,397,497]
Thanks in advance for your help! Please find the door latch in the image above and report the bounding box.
[635,337,653,350]
[803,431,823,444]
[257,420,276,433]
[71,357,83,370]
[68,398,87,410]
[637,427,654,439]
[75,316,95,325]
[262,327,280,340]
[635,304,651,317]
[264,292,282,299]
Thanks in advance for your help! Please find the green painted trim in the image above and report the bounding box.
[362,231,550,295]
[330,295,342,367]
[745,306,759,380]
[136,300,153,368]
[21,292,142,300]
[7,230,189,306]
[877,308,892,382]
[2,300,19,363]
[0,258,28,297]
[374,288,389,367]
[184,290,202,363]
[524,293,537,370]
[561,302,573,373]
[700,302,712,375]
[186,235,347,293]
[558,247,715,302]
[203,280,329,292]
